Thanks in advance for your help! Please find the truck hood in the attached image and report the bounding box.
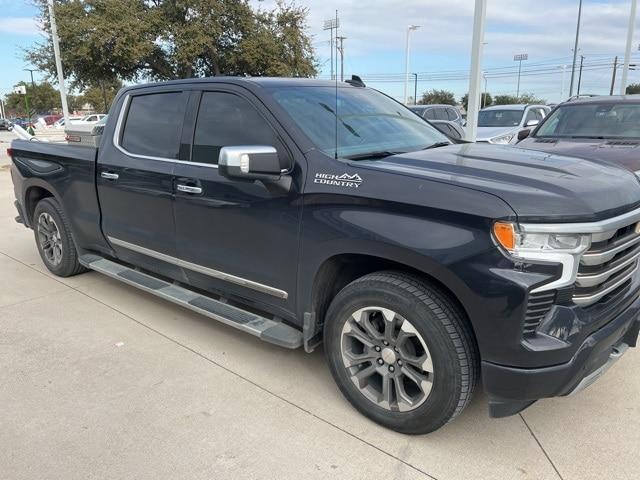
[359,143,640,222]
[517,137,640,172]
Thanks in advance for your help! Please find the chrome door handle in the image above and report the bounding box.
[176,184,203,194]
[101,171,119,180]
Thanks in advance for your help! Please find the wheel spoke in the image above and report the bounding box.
[343,349,377,368]
[402,352,433,373]
[343,318,376,348]
[381,308,398,343]
[394,377,416,412]
[380,375,394,409]
[401,365,433,397]
[353,364,377,389]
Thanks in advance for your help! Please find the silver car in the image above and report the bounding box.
[476,104,550,144]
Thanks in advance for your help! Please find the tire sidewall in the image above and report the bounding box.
[33,199,77,277]
[325,277,464,433]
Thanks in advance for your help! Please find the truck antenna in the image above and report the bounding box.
[334,9,339,160]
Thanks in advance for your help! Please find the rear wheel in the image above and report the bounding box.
[33,198,87,277]
[324,271,478,434]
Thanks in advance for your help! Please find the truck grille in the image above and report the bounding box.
[573,223,640,307]
[524,291,556,334]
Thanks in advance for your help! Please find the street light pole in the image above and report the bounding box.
[47,0,70,122]
[569,0,583,97]
[336,36,346,82]
[514,53,528,99]
[482,72,488,108]
[412,73,418,104]
[577,55,585,95]
[465,0,487,142]
[620,0,638,95]
[24,69,37,89]
[558,64,567,100]
[404,25,420,105]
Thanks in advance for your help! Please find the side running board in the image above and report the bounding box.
[79,255,303,349]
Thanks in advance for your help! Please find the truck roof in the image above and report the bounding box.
[120,76,359,94]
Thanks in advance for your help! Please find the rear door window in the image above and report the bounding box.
[121,92,188,159]
[423,108,437,120]
[446,108,459,121]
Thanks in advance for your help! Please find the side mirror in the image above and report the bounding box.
[218,146,283,181]
[525,119,539,127]
[517,128,531,141]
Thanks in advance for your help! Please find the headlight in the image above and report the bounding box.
[488,133,516,144]
[493,222,591,292]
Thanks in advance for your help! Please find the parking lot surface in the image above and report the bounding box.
[0,152,639,479]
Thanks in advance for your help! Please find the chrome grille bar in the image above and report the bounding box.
[580,233,640,265]
[575,243,640,287]
[573,264,637,306]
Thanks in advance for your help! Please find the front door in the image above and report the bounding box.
[172,88,303,317]
[98,89,189,278]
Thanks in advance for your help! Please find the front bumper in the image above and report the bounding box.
[483,295,640,417]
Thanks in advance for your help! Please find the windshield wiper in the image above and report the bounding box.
[344,151,404,160]
[422,142,451,150]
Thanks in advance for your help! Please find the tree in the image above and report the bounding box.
[419,89,456,105]
[493,93,546,105]
[626,83,640,94]
[79,80,123,113]
[3,81,61,116]
[461,92,493,110]
[27,0,317,86]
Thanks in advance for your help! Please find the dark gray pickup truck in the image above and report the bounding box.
[9,77,640,434]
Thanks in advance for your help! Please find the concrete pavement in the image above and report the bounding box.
[0,167,638,480]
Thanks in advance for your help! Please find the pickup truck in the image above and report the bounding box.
[9,77,640,434]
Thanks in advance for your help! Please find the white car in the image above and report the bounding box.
[53,116,84,128]
[68,114,107,125]
[476,104,550,144]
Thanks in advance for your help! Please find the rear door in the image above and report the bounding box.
[172,87,303,316]
[97,89,189,278]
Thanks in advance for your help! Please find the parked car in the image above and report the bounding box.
[410,104,465,127]
[428,119,466,140]
[517,95,640,172]
[9,77,640,434]
[38,114,63,126]
[0,118,10,130]
[54,116,84,128]
[68,113,107,125]
[476,104,550,144]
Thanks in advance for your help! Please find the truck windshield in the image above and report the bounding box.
[270,86,449,159]
[536,102,640,139]
[478,109,524,127]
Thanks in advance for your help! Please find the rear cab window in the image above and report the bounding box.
[120,91,188,159]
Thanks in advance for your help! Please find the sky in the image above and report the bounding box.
[1,0,640,105]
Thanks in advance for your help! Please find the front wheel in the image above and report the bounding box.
[33,198,87,277]
[324,271,478,434]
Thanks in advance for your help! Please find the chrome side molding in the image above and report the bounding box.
[107,236,288,299]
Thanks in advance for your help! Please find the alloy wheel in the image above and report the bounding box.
[340,306,434,412]
[37,212,63,266]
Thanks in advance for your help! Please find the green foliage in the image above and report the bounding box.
[27,0,317,86]
[419,89,457,105]
[626,83,640,94]
[3,81,61,116]
[493,93,546,105]
[79,80,123,113]
[461,92,493,110]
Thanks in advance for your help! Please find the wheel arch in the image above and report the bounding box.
[24,184,56,226]
[302,252,477,352]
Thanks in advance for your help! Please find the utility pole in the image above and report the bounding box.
[514,53,528,98]
[620,0,638,95]
[558,64,567,100]
[24,68,37,89]
[610,56,619,95]
[465,0,487,142]
[412,73,418,104]
[569,0,583,97]
[577,55,585,96]
[482,72,488,108]
[404,25,420,105]
[47,0,70,122]
[323,17,339,80]
[336,36,346,82]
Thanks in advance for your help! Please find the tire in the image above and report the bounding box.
[33,197,87,277]
[324,271,478,434]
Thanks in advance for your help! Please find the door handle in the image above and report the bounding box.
[176,184,203,194]
[101,171,119,180]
